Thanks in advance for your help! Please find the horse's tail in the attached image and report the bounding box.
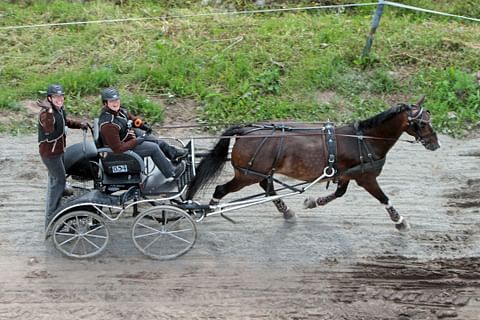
[185,126,246,200]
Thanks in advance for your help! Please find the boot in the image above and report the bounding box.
[170,146,188,163]
[164,161,186,183]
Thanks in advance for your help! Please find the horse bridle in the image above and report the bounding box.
[407,105,435,145]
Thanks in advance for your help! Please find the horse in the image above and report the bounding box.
[185,96,440,230]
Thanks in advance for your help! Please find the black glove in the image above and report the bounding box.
[136,136,145,145]
[140,124,152,135]
[37,100,52,113]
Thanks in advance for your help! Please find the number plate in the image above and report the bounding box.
[111,165,128,173]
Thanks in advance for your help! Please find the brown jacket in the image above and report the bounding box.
[38,101,83,158]
[99,107,143,153]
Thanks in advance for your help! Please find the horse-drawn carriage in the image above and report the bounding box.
[46,97,440,260]
[46,122,200,260]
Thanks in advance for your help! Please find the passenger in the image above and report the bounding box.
[98,87,186,183]
[38,84,90,225]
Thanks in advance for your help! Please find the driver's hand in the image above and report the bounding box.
[140,124,152,135]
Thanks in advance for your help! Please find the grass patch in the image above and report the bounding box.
[0,1,479,135]
[414,68,480,135]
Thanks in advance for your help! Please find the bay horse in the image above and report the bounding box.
[186,96,440,230]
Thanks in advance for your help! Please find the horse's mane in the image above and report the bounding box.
[357,104,410,130]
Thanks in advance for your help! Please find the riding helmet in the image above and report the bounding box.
[101,88,120,101]
[47,84,65,96]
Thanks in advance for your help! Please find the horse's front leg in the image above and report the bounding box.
[259,179,295,220]
[303,179,350,209]
[355,175,409,231]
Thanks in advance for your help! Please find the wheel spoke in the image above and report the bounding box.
[84,224,104,235]
[168,228,193,234]
[143,233,164,250]
[80,237,87,255]
[164,230,193,244]
[134,230,162,239]
[83,233,107,239]
[137,222,162,233]
[82,235,101,249]
[61,221,79,234]
[58,234,78,246]
[56,232,79,237]
[68,237,81,254]
[165,216,184,229]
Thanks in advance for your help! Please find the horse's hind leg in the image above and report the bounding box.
[210,174,260,205]
[355,175,409,231]
[304,179,350,209]
[259,179,295,220]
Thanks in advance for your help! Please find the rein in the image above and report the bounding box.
[164,130,419,144]
[156,117,423,144]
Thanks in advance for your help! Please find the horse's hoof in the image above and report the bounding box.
[283,209,296,221]
[303,197,316,209]
[395,219,410,231]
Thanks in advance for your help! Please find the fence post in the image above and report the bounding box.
[360,0,385,60]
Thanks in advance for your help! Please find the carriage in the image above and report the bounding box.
[46,97,440,260]
[46,121,203,260]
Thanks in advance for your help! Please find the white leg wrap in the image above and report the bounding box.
[395,216,404,225]
[385,200,393,209]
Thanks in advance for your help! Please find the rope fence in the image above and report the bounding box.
[384,1,480,23]
[0,1,478,31]
[0,3,378,31]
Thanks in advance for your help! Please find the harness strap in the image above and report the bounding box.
[245,124,291,176]
[353,122,378,173]
[269,126,285,176]
[246,127,276,169]
[234,165,304,193]
[324,121,337,174]
[341,158,386,176]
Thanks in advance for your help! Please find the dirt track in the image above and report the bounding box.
[1,130,480,320]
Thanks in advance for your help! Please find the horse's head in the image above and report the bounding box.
[404,96,440,151]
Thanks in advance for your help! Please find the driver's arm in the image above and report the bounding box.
[100,123,138,153]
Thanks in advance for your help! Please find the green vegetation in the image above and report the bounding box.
[0,0,479,136]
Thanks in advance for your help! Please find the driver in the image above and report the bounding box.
[38,84,90,226]
[98,87,186,183]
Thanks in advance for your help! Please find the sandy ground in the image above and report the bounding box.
[1,129,480,320]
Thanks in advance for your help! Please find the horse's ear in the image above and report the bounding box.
[415,95,425,107]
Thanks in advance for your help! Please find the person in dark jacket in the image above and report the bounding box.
[38,84,89,226]
[98,88,186,183]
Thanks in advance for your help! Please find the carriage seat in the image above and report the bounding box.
[97,148,145,191]
[93,118,146,192]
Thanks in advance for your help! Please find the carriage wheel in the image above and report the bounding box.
[131,205,196,260]
[51,210,110,259]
